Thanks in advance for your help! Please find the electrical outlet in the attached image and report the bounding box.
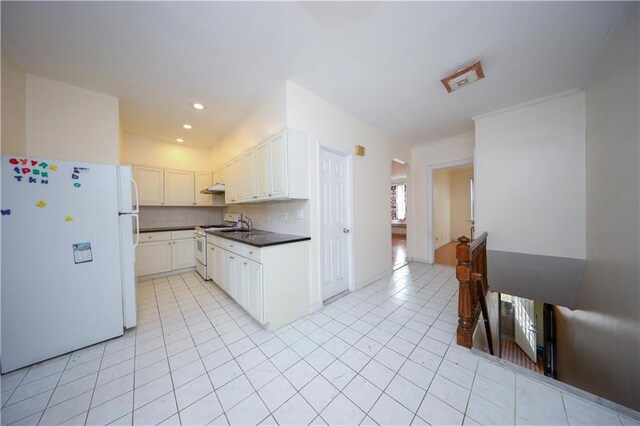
[436,236,439,241]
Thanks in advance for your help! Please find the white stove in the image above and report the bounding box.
[195,213,242,280]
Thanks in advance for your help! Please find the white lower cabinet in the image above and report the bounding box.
[244,259,264,323]
[206,238,308,330]
[172,238,195,269]
[136,240,172,276]
[136,231,195,276]
[207,244,222,286]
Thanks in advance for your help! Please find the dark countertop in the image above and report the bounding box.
[139,226,197,233]
[205,229,310,248]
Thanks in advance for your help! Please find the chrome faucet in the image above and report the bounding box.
[237,215,252,231]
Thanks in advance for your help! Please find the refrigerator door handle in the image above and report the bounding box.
[133,214,140,248]
[131,177,140,214]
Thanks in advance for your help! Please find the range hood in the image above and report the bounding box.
[200,184,225,194]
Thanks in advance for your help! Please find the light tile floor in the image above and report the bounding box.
[2,263,638,425]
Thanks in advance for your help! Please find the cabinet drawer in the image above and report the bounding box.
[243,246,261,263]
[140,232,171,242]
[208,235,224,247]
[171,230,195,240]
[223,239,243,255]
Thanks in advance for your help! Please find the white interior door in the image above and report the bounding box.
[514,296,537,362]
[320,148,351,301]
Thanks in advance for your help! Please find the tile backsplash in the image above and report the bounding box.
[224,200,310,236]
[139,206,223,229]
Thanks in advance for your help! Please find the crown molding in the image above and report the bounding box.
[472,88,583,121]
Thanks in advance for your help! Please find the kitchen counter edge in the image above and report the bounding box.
[139,226,197,233]
[205,230,310,248]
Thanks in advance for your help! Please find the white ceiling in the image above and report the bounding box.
[2,2,631,148]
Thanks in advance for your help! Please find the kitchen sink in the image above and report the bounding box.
[220,229,250,233]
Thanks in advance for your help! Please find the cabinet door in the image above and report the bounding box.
[134,166,164,205]
[195,172,213,206]
[243,149,257,201]
[227,158,244,204]
[225,251,237,297]
[255,141,270,199]
[207,244,217,283]
[165,170,196,205]
[217,247,228,291]
[172,238,195,269]
[136,241,172,276]
[234,256,247,308]
[223,164,232,204]
[233,157,244,203]
[269,131,288,198]
[244,259,263,323]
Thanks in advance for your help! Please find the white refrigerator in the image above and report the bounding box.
[1,155,139,373]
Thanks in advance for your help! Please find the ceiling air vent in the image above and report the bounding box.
[441,61,485,93]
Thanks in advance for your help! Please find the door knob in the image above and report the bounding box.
[343,228,350,233]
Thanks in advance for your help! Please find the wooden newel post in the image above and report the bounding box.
[456,236,473,348]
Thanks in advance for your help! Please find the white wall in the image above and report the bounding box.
[286,81,410,311]
[450,166,473,240]
[1,48,26,156]
[26,74,119,165]
[138,206,222,229]
[433,169,451,248]
[555,5,640,410]
[410,133,475,262]
[210,83,287,170]
[122,133,212,171]
[474,92,586,259]
[222,200,310,237]
[207,81,410,312]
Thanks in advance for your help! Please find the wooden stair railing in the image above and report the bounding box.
[456,233,493,355]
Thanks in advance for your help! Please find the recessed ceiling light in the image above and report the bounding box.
[176,138,184,143]
[192,103,204,110]
[182,124,192,130]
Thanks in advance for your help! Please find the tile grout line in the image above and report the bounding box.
[287,263,449,424]
[1,366,33,410]
[81,340,108,426]
[34,351,74,425]
[132,276,179,424]
[172,273,228,424]
[10,263,593,426]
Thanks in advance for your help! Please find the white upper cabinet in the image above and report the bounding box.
[226,157,244,204]
[268,130,287,199]
[243,149,257,201]
[134,166,164,205]
[223,163,232,204]
[164,170,195,206]
[195,172,213,206]
[255,141,270,199]
[134,166,227,207]
[224,128,309,204]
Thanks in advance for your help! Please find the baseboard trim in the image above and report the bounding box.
[355,268,392,290]
[309,302,323,315]
[434,240,450,250]
[137,267,197,281]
